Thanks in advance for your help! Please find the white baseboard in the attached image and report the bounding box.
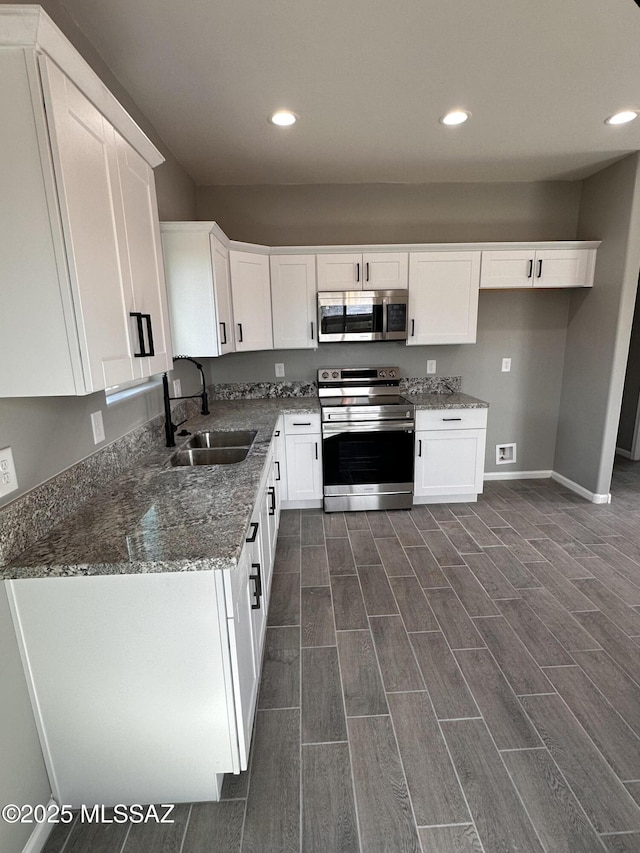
[484,470,553,481]
[22,799,55,853]
[550,471,611,504]
[616,446,633,459]
[484,469,611,504]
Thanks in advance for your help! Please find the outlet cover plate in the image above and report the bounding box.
[275,363,285,378]
[502,357,512,372]
[426,360,436,374]
[173,379,182,397]
[0,446,18,497]
[90,411,106,445]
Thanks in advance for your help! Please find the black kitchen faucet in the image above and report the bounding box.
[162,355,210,447]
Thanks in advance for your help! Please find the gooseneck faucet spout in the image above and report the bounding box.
[163,355,210,447]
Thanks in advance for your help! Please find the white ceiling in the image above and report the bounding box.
[58,0,640,185]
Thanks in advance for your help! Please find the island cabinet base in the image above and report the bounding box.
[6,571,238,808]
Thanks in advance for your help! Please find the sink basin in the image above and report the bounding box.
[169,447,250,467]
[185,430,257,449]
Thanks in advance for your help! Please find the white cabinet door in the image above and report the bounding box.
[533,249,593,288]
[317,253,362,290]
[113,131,172,378]
[285,433,323,502]
[414,429,486,498]
[227,547,259,770]
[364,252,408,290]
[212,237,236,354]
[480,250,534,289]
[230,251,273,352]
[408,252,481,345]
[270,255,317,348]
[43,57,136,391]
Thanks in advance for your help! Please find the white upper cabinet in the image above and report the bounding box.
[480,248,596,289]
[161,223,235,357]
[230,250,273,352]
[0,10,171,397]
[317,252,408,291]
[270,255,317,349]
[408,252,481,345]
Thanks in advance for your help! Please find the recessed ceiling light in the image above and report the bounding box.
[269,110,298,127]
[440,110,471,126]
[605,110,639,126]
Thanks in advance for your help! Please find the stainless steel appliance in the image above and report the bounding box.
[317,290,408,343]
[319,366,415,512]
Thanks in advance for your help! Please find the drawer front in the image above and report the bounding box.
[284,412,321,435]
[416,407,487,431]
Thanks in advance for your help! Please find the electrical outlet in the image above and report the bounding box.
[0,447,18,497]
[426,360,436,374]
[502,357,512,373]
[173,379,182,397]
[90,411,106,445]
[275,363,285,378]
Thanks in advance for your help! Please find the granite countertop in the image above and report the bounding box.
[3,391,488,582]
[3,398,318,582]
[406,391,488,409]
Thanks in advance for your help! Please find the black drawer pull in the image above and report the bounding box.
[275,460,281,481]
[268,486,276,515]
[246,522,259,543]
[310,321,314,340]
[442,417,462,421]
[250,562,262,608]
[293,422,312,426]
[418,439,422,457]
[315,442,319,460]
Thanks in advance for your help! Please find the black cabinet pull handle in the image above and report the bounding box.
[356,262,360,282]
[315,442,319,460]
[418,439,422,457]
[442,417,462,421]
[237,323,243,342]
[537,259,543,278]
[220,321,227,345]
[143,314,155,356]
[246,521,259,543]
[250,562,262,608]
[411,319,415,337]
[366,262,370,281]
[130,312,146,357]
[268,486,276,515]
[293,421,312,426]
[527,259,533,278]
[275,460,281,481]
[310,321,314,340]
[275,430,280,437]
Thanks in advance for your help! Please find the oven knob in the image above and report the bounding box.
[321,371,329,379]
[332,371,339,378]
[379,370,386,378]
[389,369,397,378]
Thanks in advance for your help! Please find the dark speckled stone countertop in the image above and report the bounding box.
[3,392,487,581]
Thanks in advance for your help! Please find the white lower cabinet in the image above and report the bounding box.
[5,433,283,807]
[283,414,323,507]
[413,408,487,503]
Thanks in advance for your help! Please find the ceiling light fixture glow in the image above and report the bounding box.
[605,110,639,126]
[269,110,297,126]
[440,110,470,126]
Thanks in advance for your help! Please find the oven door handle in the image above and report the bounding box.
[322,421,414,436]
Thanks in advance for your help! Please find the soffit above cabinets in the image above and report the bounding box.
[49,0,640,184]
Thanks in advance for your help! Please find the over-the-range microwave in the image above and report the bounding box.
[317,290,409,343]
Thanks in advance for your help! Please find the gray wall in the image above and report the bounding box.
[617,279,640,455]
[555,153,640,496]
[199,180,579,474]
[0,6,197,851]
[197,181,581,245]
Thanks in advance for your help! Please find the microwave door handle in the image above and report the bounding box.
[382,297,389,339]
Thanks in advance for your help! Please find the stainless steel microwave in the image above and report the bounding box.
[317,290,409,343]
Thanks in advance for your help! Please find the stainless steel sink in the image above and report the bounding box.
[169,447,250,467]
[185,429,257,449]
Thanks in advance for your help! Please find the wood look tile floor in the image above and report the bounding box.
[45,463,640,853]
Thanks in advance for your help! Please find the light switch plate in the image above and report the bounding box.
[502,357,512,372]
[173,379,182,397]
[0,447,18,497]
[90,411,106,444]
[426,360,436,374]
[275,363,285,378]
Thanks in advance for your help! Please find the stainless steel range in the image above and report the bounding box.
[318,366,415,512]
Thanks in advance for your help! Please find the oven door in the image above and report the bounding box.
[322,421,415,511]
[317,291,384,342]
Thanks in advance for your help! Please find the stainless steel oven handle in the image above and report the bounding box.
[322,421,414,436]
